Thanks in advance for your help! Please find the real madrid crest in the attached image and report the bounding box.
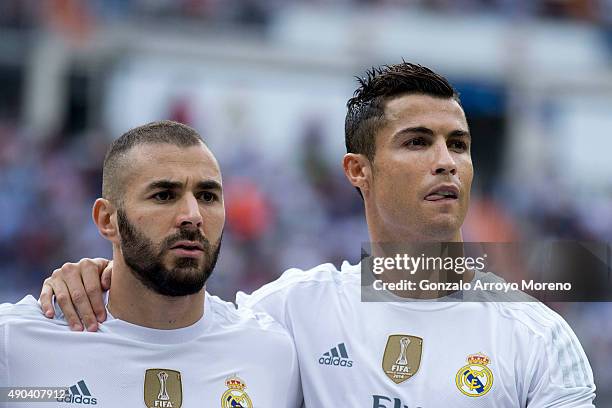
[144,369,182,408]
[381,334,423,384]
[221,375,253,408]
[455,353,494,397]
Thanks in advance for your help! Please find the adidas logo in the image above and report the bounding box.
[57,380,98,405]
[319,343,353,367]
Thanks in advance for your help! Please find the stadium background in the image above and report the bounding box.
[0,0,610,402]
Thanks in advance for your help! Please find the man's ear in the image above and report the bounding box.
[92,199,120,244]
[342,153,373,196]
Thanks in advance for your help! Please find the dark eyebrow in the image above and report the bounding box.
[448,129,471,140]
[145,180,182,192]
[196,180,222,193]
[394,126,471,140]
[144,179,223,193]
[394,126,434,138]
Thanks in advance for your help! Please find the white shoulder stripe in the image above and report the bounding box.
[497,302,593,389]
[536,303,592,388]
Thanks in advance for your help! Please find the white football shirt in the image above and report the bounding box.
[0,293,302,408]
[237,261,596,408]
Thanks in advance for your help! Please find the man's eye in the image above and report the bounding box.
[404,137,427,147]
[153,191,175,201]
[199,192,216,203]
[449,140,468,151]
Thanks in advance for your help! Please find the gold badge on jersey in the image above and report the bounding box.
[455,353,494,397]
[221,375,253,408]
[144,369,183,408]
[382,334,423,384]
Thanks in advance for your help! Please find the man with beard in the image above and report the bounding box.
[0,121,301,408]
[39,63,595,407]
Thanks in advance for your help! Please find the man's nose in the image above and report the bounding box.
[176,194,203,228]
[431,141,457,176]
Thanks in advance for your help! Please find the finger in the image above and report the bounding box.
[48,279,83,331]
[90,257,110,270]
[63,263,99,332]
[40,277,56,318]
[101,261,113,291]
[81,261,107,324]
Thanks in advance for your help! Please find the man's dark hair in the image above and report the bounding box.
[345,62,461,162]
[102,120,204,205]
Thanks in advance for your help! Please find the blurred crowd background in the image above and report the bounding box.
[1,0,611,401]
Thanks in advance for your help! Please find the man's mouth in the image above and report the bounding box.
[170,241,204,257]
[424,185,459,202]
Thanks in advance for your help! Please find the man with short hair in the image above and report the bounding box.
[39,63,596,407]
[0,121,301,407]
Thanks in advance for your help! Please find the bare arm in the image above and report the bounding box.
[39,258,112,332]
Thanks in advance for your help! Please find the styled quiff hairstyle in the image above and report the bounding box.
[345,61,461,162]
[102,120,204,205]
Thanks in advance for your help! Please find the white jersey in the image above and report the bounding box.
[0,293,302,408]
[237,262,596,408]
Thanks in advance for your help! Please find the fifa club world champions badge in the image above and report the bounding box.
[144,369,183,408]
[455,353,494,397]
[381,334,423,384]
[221,375,253,408]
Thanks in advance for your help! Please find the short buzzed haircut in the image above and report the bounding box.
[102,120,204,205]
[345,62,461,162]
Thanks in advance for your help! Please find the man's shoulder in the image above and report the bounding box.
[236,261,359,307]
[490,300,575,340]
[1,295,70,332]
[1,295,48,322]
[207,293,293,340]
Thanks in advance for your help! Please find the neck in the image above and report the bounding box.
[365,214,473,299]
[107,252,205,329]
[366,209,464,244]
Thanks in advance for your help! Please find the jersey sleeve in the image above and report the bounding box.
[0,323,6,385]
[0,296,57,390]
[523,307,596,407]
[0,302,13,388]
[0,302,13,313]
[283,335,304,408]
[0,321,6,408]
